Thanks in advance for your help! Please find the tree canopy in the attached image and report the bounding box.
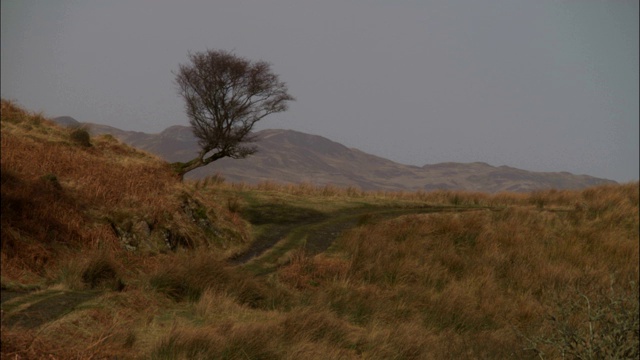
[171,49,294,178]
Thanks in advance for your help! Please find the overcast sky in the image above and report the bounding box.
[2,0,638,182]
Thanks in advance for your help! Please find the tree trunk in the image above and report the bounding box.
[171,158,203,180]
[170,151,226,180]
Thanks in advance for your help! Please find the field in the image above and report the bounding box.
[1,100,638,359]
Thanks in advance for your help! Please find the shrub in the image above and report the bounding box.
[521,282,639,359]
[70,128,92,147]
[98,133,117,142]
[1,99,28,124]
[149,254,237,302]
[81,256,124,291]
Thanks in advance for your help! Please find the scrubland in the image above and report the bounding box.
[1,99,638,359]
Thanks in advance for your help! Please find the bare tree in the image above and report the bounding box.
[171,49,294,178]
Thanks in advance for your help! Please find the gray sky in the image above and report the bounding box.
[2,0,638,183]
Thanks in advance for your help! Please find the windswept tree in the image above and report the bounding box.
[171,49,294,178]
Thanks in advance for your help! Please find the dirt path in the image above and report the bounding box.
[301,206,484,255]
[1,205,491,331]
[1,289,100,329]
[229,205,489,272]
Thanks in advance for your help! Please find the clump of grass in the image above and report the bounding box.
[152,309,359,359]
[69,127,92,147]
[1,99,30,124]
[226,195,242,213]
[323,283,378,326]
[152,329,219,360]
[81,255,124,291]
[97,133,117,143]
[522,280,639,359]
[149,254,228,302]
[358,320,435,359]
[152,322,283,360]
[278,251,349,290]
[40,173,62,190]
[193,174,226,189]
[149,253,288,308]
[529,190,547,209]
[281,308,353,346]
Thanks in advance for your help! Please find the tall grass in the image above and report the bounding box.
[276,182,639,358]
[1,100,247,279]
[2,100,637,359]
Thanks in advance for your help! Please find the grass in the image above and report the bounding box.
[1,100,638,359]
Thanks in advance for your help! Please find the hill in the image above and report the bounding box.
[2,100,249,275]
[54,118,616,192]
[2,102,636,358]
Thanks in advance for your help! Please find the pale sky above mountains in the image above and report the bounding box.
[2,0,638,182]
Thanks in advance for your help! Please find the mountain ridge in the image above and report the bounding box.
[54,116,616,192]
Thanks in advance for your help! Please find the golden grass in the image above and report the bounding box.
[1,100,637,359]
[1,99,248,279]
[274,182,639,358]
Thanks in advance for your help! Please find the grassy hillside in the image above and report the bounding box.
[1,100,638,359]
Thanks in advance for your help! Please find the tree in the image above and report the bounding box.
[171,49,294,178]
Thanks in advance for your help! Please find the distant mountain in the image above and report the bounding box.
[52,116,81,127]
[52,118,616,192]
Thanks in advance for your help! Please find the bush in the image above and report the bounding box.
[81,256,124,291]
[522,282,639,359]
[149,254,236,302]
[70,128,92,147]
[1,99,28,124]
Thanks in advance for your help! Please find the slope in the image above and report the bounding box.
[60,117,616,192]
[2,102,637,359]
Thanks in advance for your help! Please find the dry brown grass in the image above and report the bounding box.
[1,100,247,281]
[142,180,639,359]
[2,100,637,359]
[272,182,639,358]
[192,176,529,206]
